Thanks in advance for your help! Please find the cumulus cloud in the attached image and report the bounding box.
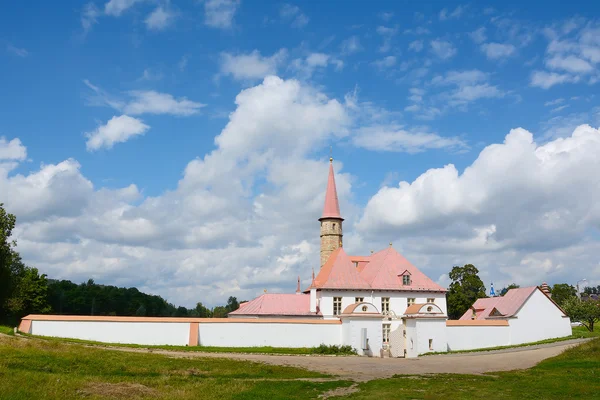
[356,124,600,288]
[145,6,176,30]
[204,0,239,29]
[469,27,487,44]
[85,115,150,151]
[219,49,287,81]
[531,22,600,88]
[481,43,516,60]
[0,137,27,161]
[430,39,457,60]
[104,0,144,17]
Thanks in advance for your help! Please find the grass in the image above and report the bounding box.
[425,325,600,355]
[23,333,357,355]
[0,335,352,400]
[0,325,14,336]
[340,338,600,399]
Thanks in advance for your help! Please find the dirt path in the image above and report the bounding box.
[101,338,589,382]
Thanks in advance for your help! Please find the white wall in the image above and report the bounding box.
[446,325,510,351]
[31,320,190,346]
[198,322,340,348]
[413,319,447,355]
[509,290,572,344]
[341,318,383,356]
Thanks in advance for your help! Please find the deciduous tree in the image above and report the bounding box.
[446,264,487,319]
[551,283,577,307]
[563,297,600,332]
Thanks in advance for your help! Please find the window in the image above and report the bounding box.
[381,297,390,314]
[383,323,391,344]
[402,275,411,285]
[429,339,433,350]
[427,298,435,303]
[333,297,342,316]
[332,223,336,229]
[407,298,415,306]
[355,297,364,303]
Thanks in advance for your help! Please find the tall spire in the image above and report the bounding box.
[320,158,343,220]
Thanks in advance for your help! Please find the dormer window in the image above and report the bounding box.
[403,275,411,285]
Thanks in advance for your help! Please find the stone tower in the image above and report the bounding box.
[319,158,344,268]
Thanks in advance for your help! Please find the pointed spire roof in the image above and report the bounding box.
[320,158,343,220]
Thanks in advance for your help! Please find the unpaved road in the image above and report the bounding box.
[107,338,589,382]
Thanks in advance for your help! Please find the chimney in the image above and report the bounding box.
[540,282,551,298]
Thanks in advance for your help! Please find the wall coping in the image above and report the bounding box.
[446,320,509,326]
[21,314,341,325]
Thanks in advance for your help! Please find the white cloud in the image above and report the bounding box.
[530,71,579,89]
[340,36,362,54]
[6,44,28,57]
[290,53,343,79]
[124,91,205,116]
[544,98,564,106]
[0,137,27,161]
[352,125,467,153]
[430,39,456,60]
[531,22,600,88]
[85,115,150,151]
[376,25,398,53]
[408,40,423,52]
[357,125,600,289]
[426,70,505,110]
[84,81,206,116]
[279,4,309,28]
[469,27,487,44]
[550,105,569,113]
[439,6,464,21]
[145,6,176,31]
[81,2,100,35]
[104,0,144,17]
[219,49,287,81]
[481,43,516,60]
[204,0,239,29]
[372,56,396,69]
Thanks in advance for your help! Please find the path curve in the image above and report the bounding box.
[98,338,589,382]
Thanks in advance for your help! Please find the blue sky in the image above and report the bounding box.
[1,0,600,306]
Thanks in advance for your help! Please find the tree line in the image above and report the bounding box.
[0,203,242,326]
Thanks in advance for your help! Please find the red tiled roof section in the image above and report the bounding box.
[459,286,560,320]
[228,293,320,316]
[349,256,371,273]
[320,160,343,220]
[312,248,371,290]
[359,247,446,292]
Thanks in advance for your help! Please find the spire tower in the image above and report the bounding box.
[319,158,344,268]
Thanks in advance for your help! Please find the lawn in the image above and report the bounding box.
[1,330,598,399]
[0,325,14,335]
[0,335,351,400]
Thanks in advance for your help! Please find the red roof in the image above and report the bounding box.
[459,286,566,320]
[359,247,446,292]
[228,293,320,317]
[320,160,343,220]
[311,248,371,290]
[309,246,445,292]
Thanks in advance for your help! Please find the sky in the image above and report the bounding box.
[1,0,600,307]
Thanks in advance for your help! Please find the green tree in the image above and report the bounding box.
[226,296,240,312]
[500,283,520,296]
[194,302,212,318]
[563,297,600,332]
[6,267,51,318]
[551,283,577,307]
[446,264,487,320]
[0,204,19,322]
[212,306,229,318]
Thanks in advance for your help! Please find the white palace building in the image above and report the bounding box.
[19,159,572,357]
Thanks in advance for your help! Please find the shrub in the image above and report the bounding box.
[312,344,356,355]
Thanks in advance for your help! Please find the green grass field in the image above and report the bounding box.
[1,327,599,399]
